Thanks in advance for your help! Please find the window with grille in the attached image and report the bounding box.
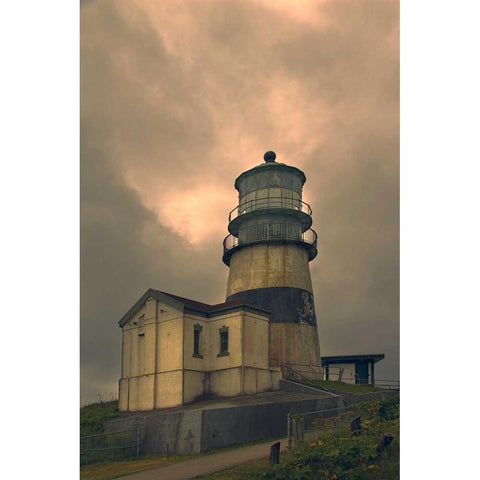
[218,326,229,356]
[193,324,203,358]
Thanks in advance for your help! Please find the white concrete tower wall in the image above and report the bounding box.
[223,152,322,374]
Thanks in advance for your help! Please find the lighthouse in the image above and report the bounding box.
[223,151,322,375]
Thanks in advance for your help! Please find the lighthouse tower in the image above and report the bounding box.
[223,151,322,375]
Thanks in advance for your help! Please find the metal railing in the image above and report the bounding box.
[350,377,399,389]
[80,428,139,466]
[282,364,324,383]
[286,397,399,450]
[285,364,399,390]
[372,379,400,390]
[228,197,312,222]
[287,406,351,449]
[223,224,317,253]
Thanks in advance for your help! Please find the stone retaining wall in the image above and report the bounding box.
[104,394,342,455]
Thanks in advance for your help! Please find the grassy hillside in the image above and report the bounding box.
[80,400,120,437]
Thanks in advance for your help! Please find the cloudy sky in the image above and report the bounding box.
[80,0,399,404]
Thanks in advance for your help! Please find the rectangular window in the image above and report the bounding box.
[193,324,203,358]
[269,187,282,208]
[193,330,200,355]
[218,326,229,357]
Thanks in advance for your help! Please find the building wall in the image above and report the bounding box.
[183,370,206,404]
[119,297,185,411]
[243,366,281,394]
[326,363,356,384]
[119,296,281,412]
[209,367,243,397]
[183,315,208,372]
[243,313,269,369]
[154,371,183,408]
[204,313,244,372]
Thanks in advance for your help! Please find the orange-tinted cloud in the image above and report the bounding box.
[81,0,398,403]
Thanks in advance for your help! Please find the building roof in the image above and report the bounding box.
[321,354,385,365]
[119,288,271,327]
[234,162,307,190]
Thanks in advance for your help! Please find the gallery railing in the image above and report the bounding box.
[223,224,317,253]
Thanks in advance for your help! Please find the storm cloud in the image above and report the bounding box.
[81,0,399,404]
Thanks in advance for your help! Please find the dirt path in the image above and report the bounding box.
[115,438,288,480]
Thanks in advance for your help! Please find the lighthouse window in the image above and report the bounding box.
[256,189,269,210]
[218,326,229,356]
[239,188,302,213]
[290,190,302,210]
[240,191,256,214]
[281,189,294,209]
[269,188,282,207]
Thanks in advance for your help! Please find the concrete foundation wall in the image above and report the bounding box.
[201,395,340,451]
[105,394,343,455]
[105,410,203,456]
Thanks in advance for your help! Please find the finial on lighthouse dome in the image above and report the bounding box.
[263,151,276,163]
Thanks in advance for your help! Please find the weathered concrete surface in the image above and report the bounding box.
[270,323,322,368]
[104,390,342,456]
[226,243,313,297]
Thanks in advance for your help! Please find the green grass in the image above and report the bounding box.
[307,380,385,393]
[80,454,197,480]
[81,400,120,437]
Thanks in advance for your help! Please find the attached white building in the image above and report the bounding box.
[118,289,281,411]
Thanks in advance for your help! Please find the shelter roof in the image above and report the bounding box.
[321,354,385,365]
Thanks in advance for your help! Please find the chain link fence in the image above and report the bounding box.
[80,428,140,466]
[287,399,399,450]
